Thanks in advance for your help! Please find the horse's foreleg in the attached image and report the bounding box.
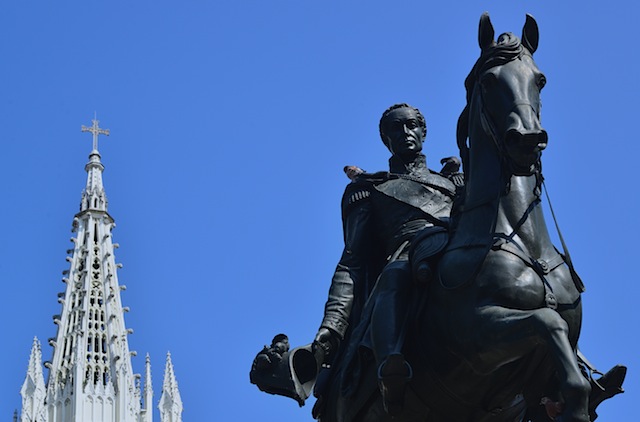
[531,308,590,422]
[470,307,590,422]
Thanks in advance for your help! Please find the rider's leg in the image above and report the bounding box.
[370,260,413,415]
[371,260,413,362]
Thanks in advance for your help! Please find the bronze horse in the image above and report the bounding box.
[319,14,600,422]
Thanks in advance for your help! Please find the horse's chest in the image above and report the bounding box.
[475,251,546,309]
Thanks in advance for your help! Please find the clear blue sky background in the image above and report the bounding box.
[0,1,637,421]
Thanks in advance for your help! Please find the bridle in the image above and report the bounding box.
[476,72,544,182]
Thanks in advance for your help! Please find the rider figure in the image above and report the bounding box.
[314,103,459,415]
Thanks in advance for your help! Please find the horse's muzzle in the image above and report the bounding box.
[505,129,548,152]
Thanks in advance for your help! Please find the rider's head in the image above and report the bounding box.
[379,104,427,160]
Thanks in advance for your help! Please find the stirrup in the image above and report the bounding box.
[377,354,413,416]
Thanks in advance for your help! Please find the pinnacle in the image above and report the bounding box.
[163,352,179,391]
[26,337,43,376]
[159,351,183,414]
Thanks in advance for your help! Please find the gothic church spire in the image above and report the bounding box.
[17,117,175,422]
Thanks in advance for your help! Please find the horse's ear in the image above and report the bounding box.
[522,14,539,54]
[478,12,495,51]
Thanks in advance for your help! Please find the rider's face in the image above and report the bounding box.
[381,107,425,160]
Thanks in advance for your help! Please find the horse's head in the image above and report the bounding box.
[460,13,547,177]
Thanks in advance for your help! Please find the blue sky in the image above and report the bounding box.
[0,1,637,420]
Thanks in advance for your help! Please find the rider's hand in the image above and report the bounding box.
[313,327,341,362]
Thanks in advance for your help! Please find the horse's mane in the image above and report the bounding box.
[457,33,528,176]
[464,33,526,102]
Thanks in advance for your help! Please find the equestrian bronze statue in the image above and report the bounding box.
[251,13,626,422]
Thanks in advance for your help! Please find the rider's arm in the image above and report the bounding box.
[317,182,372,347]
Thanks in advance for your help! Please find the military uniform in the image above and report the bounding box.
[319,155,457,364]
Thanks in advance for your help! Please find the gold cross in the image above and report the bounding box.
[81,117,110,151]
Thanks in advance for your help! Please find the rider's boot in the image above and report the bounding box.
[378,354,413,416]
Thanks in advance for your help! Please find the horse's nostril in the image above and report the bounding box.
[526,132,548,151]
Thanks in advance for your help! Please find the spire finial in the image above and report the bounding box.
[81,116,110,152]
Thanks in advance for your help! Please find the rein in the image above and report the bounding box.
[494,195,541,241]
[542,181,586,292]
[490,170,586,296]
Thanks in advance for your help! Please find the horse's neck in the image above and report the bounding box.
[455,127,554,260]
[495,175,554,259]
[449,129,503,250]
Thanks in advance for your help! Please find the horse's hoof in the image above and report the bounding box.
[378,354,413,416]
[589,364,626,421]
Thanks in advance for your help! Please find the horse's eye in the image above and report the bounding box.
[537,75,547,89]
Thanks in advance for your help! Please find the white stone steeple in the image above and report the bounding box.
[43,117,141,421]
[20,338,47,422]
[158,353,182,422]
[18,118,166,421]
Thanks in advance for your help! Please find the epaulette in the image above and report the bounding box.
[346,188,371,206]
[342,180,372,209]
[340,173,387,217]
[447,172,465,189]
